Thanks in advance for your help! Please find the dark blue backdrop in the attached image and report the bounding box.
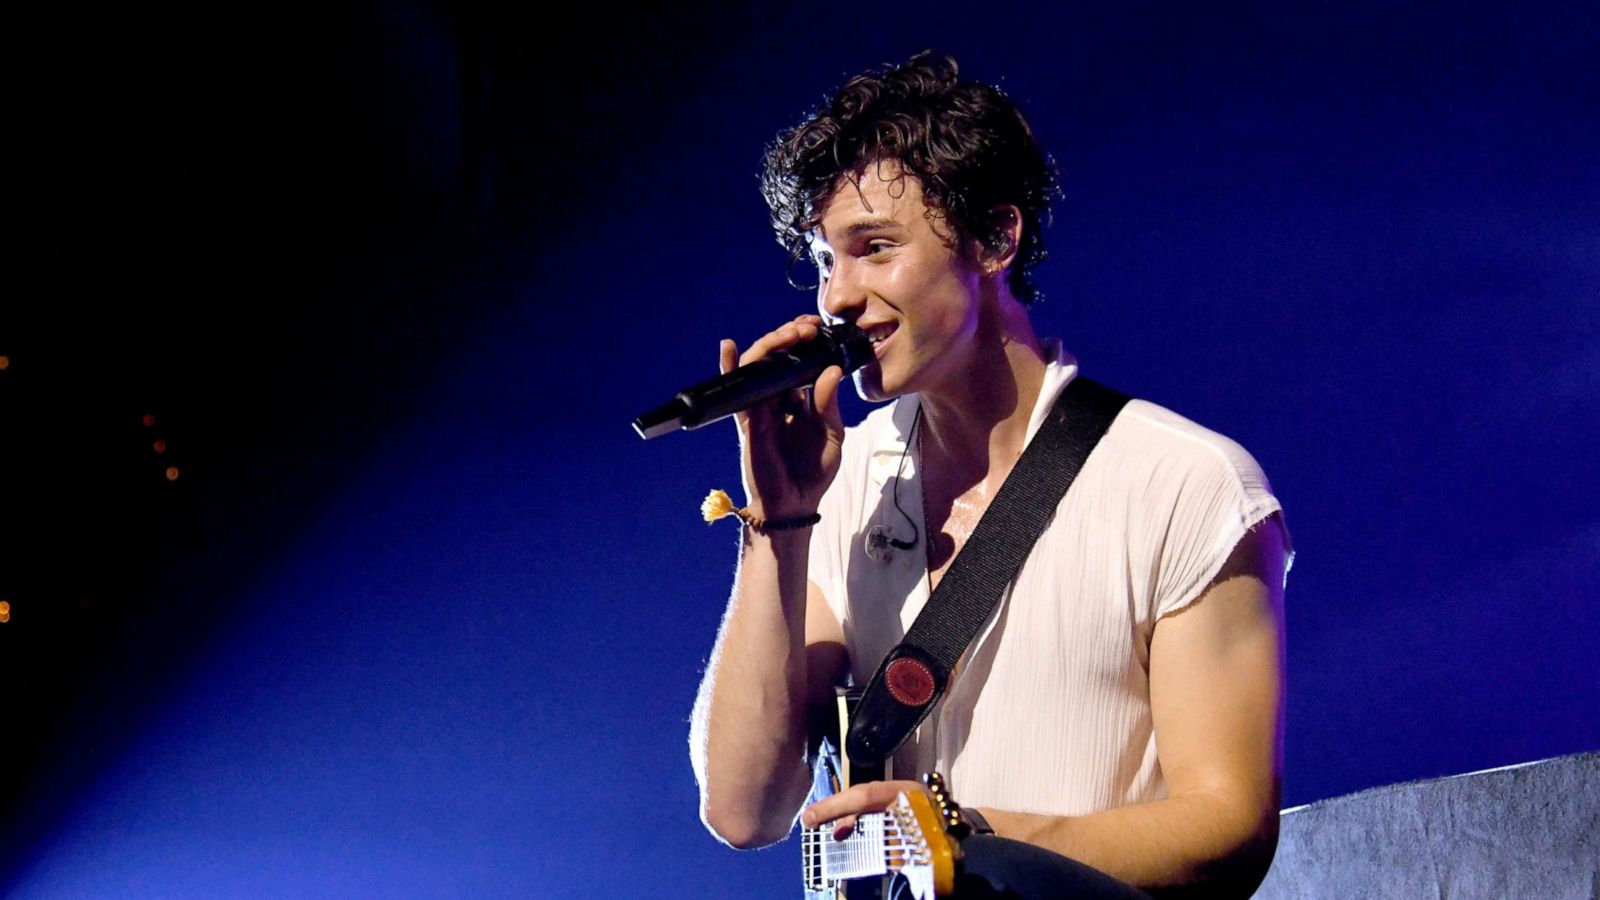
[3,1,1595,896]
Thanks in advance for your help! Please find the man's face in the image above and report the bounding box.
[809,165,985,402]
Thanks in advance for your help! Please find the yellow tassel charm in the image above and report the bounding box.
[702,489,739,523]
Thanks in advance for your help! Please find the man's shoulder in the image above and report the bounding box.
[1110,398,1250,452]
[1099,397,1273,489]
[1090,397,1290,583]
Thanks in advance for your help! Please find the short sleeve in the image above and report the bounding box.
[1149,433,1291,621]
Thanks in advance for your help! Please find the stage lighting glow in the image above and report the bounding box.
[0,600,10,623]
[0,355,10,370]
[142,414,157,427]
[153,439,168,453]
[165,466,180,481]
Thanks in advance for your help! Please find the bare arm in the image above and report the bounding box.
[979,516,1287,895]
[690,562,847,847]
[688,317,852,849]
[803,516,1287,896]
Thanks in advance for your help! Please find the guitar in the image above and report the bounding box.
[802,689,960,899]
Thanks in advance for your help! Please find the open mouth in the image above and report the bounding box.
[863,322,897,358]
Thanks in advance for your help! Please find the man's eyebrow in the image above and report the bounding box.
[821,216,905,244]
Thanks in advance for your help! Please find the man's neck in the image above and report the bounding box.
[916,297,1047,488]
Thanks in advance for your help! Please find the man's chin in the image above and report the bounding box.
[852,367,894,404]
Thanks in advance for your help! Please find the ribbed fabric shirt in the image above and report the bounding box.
[808,341,1291,816]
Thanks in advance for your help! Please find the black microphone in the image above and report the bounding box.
[632,323,874,439]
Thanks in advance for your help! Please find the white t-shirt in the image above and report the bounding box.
[808,341,1291,816]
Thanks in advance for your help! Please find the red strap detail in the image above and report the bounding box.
[885,657,936,707]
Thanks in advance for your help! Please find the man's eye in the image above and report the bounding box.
[864,241,891,255]
[815,250,834,272]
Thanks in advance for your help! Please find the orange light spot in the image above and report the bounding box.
[153,439,168,453]
[165,466,180,481]
[142,414,157,427]
[0,600,10,623]
[0,355,10,370]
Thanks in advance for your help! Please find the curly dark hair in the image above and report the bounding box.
[760,50,1060,305]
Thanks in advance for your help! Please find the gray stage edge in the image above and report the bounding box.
[1254,751,1599,899]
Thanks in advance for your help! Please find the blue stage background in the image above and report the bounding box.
[3,2,1595,896]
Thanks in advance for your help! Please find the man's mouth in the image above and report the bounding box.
[862,322,897,357]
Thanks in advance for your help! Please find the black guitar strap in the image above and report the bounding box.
[845,376,1132,767]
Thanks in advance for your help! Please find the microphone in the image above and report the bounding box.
[632,323,874,439]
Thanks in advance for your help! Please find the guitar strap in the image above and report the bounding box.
[845,375,1132,767]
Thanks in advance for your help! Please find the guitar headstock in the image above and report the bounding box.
[890,788,959,899]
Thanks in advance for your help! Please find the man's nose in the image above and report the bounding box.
[818,265,863,322]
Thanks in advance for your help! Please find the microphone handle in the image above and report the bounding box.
[682,345,837,429]
[632,324,871,439]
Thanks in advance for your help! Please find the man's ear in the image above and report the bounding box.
[980,204,1023,276]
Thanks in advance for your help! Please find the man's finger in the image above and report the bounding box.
[739,319,823,367]
[813,365,846,433]
[802,782,879,827]
[738,323,797,367]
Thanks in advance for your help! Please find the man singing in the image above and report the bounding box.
[689,51,1291,898]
